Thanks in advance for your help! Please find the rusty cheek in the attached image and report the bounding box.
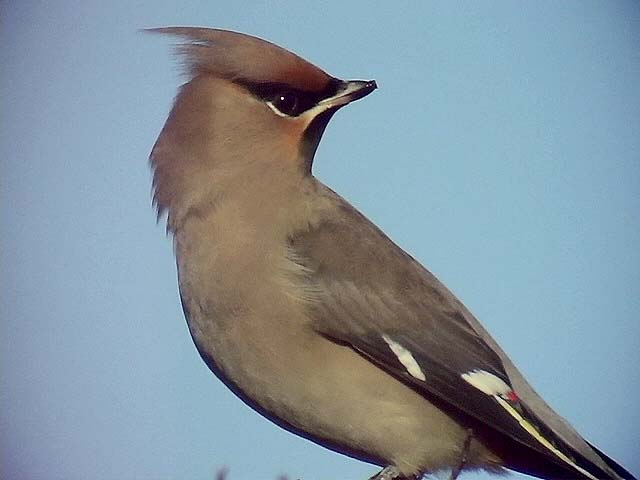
[276,116,308,163]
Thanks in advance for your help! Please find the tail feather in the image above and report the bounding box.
[516,402,637,480]
[585,441,637,480]
[492,435,635,480]
[478,400,637,479]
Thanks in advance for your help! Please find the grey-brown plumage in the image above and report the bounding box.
[149,27,636,480]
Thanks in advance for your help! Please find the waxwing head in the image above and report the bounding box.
[148,27,376,230]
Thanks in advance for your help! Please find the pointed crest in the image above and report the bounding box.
[147,27,333,92]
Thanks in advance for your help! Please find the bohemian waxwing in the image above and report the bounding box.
[148,27,636,480]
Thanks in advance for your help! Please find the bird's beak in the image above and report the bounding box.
[300,79,377,153]
[302,79,377,127]
[317,80,378,110]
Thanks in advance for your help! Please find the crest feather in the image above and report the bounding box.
[146,27,332,92]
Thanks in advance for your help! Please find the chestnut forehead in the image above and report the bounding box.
[268,63,333,92]
[218,51,335,92]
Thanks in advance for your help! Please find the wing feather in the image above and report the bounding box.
[289,198,628,479]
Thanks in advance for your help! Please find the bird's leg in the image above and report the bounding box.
[448,429,473,480]
[368,466,417,480]
[369,429,474,480]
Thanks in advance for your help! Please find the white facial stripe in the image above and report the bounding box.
[265,101,287,117]
[382,335,426,381]
[495,397,598,480]
[461,369,512,396]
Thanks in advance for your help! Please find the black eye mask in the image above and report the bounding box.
[238,78,342,117]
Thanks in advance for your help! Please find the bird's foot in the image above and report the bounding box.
[369,466,418,480]
[369,466,402,480]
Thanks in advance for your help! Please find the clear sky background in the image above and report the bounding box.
[2,2,639,479]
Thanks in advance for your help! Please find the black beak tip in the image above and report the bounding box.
[354,79,377,100]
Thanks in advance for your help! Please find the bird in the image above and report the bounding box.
[147,27,636,480]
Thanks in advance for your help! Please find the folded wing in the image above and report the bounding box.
[289,197,632,480]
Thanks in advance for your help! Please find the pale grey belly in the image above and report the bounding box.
[185,306,482,475]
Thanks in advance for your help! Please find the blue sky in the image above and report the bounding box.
[2,2,639,479]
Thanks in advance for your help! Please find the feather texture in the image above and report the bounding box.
[146,27,332,91]
[289,196,634,480]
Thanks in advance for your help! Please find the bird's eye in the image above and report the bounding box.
[269,91,301,117]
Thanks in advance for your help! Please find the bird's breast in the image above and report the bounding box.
[173,193,320,376]
[171,194,491,474]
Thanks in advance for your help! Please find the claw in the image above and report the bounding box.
[369,465,418,480]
